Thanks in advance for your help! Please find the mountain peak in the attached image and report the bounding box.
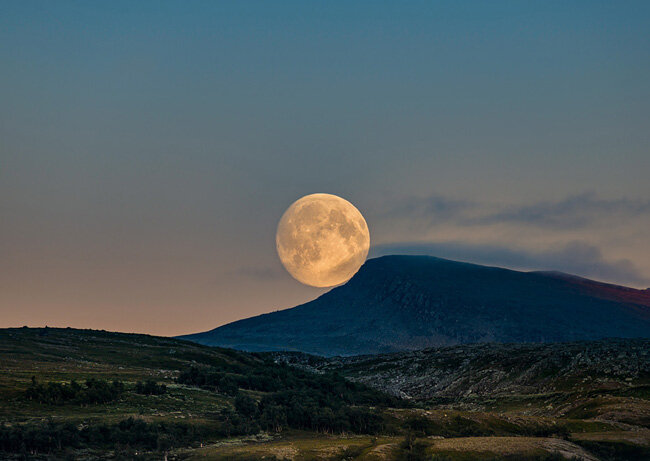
[180,255,650,356]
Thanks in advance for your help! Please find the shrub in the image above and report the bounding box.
[25,377,124,405]
[135,379,167,395]
[0,418,212,454]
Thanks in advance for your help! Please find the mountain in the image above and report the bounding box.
[180,255,650,356]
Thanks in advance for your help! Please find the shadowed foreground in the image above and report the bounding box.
[1,327,649,460]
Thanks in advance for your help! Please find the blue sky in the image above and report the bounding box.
[2,1,649,335]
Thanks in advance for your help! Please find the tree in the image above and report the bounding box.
[259,404,287,432]
[234,394,258,420]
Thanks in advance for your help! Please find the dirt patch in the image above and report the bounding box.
[539,438,599,461]
[430,436,598,460]
[571,429,650,446]
[367,442,398,460]
[268,444,299,459]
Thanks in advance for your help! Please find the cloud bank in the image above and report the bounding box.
[382,192,650,230]
[370,241,648,287]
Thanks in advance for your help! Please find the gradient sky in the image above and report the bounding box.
[2,1,649,336]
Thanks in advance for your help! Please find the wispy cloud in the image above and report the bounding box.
[382,192,650,231]
[370,241,648,287]
[381,194,473,224]
[474,193,650,229]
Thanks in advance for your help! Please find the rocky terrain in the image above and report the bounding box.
[181,255,650,356]
[272,339,650,401]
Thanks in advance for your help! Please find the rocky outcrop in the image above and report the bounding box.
[271,339,650,401]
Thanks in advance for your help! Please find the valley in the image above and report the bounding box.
[1,328,648,460]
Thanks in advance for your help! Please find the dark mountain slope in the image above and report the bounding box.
[180,255,650,356]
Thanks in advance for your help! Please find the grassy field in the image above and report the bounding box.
[1,327,649,460]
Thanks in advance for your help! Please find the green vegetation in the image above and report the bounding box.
[25,377,125,405]
[572,439,650,461]
[135,379,167,396]
[178,364,399,434]
[178,363,401,407]
[401,415,571,438]
[1,327,648,459]
[0,417,211,456]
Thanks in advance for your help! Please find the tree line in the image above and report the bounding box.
[3,361,404,456]
[177,362,403,434]
[0,417,217,456]
[25,377,125,405]
[25,377,167,405]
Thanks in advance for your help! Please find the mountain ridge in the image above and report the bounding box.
[180,255,650,356]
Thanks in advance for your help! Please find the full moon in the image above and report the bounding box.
[276,193,370,287]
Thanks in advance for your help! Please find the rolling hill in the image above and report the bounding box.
[180,255,650,356]
[3,328,649,459]
[0,327,399,459]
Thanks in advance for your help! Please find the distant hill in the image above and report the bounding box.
[0,326,261,373]
[180,255,650,356]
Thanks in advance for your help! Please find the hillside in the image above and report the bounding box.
[0,327,398,459]
[180,256,650,356]
[2,328,650,459]
[272,339,650,403]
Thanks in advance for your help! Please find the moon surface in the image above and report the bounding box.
[276,193,370,287]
